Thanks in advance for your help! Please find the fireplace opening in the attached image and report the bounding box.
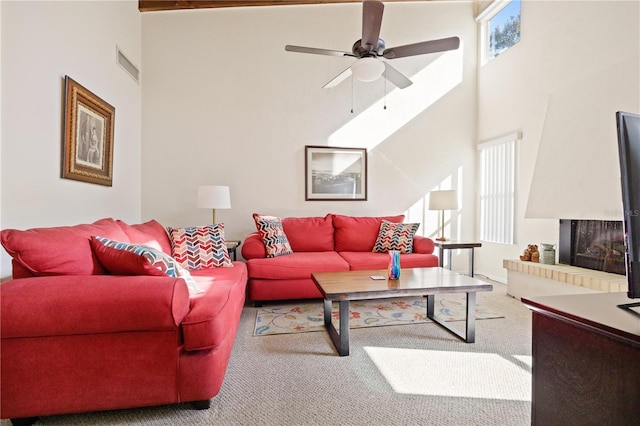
[559,219,626,275]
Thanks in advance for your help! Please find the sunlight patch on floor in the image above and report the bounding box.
[364,346,531,401]
[328,46,464,151]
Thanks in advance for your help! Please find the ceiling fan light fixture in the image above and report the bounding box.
[284,1,460,89]
[351,57,385,82]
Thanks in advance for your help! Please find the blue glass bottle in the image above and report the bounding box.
[388,250,401,280]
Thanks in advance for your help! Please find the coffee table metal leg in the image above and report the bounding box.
[465,292,476,343]
[323,299,350,356]
[468,248,475,277]
[426,292,476,343]
[426,294,435,317]
[323,299,332,325]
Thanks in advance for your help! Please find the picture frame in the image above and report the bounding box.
[305,145,367,201]
[62,76,115,186]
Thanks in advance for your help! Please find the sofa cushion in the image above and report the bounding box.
[339,251,439,271]
[253,214,293,258]
[372,221,420,254]
[91,236,203,295]
[0,218,129,276]
[282,214,334,252]
[116,219,172,254]
[247,252,349,280]
[333,214,405,252]
[167,224,232,270]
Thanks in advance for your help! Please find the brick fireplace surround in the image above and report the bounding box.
[503,259,627,300]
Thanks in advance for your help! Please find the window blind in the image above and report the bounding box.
[478,133,519,244]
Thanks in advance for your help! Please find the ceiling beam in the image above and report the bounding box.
[138,0,445,13]
[139,0,361,12]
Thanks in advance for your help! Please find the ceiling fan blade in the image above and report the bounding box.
[382,62,412,89]
[362,0,384,51]
[285,45,353,57]
[382,36,460,59]
[322,66,353,89]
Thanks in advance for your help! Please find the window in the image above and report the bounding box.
[477,0,521,63]
[478,133,520,244]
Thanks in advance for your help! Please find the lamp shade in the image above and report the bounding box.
[197,185,231,209]
[351,57,385,82]
[428,190,458,211]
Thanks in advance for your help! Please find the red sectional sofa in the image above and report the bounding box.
[0,218,247,424]
[242,214,439,304]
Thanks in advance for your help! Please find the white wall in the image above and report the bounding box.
[476,0,640,281]
[142,2,478,268]
[3,1,637,281]
[0,1,142,278]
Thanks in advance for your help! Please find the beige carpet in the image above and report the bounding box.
[2,280,532,426]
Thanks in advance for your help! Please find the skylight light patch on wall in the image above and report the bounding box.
[328,47,463,150]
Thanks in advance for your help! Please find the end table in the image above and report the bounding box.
[433,241,482,277]
[226,240,242,261]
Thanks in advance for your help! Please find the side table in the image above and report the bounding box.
[226,240,242,261]
[433,241,482,277]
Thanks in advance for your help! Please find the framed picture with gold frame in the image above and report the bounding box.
[62,76,115,186]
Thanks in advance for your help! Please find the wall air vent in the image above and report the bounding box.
[116,46,140,83]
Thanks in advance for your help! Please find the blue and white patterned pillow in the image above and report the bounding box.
[93,236,203,294]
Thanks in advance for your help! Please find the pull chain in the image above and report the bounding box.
[350,74,354,114]
[384,77,387,110]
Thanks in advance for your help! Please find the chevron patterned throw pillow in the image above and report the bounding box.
[372,221,420,254]
[91,235,203,294]
[253,214,293,258]
[167,224,233,270]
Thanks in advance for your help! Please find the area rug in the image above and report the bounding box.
[253,296,503,336]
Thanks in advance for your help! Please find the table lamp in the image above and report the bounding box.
[197,185,231,224]
[428,189,458,241]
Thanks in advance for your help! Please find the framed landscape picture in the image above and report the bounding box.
[305,145,367,201]
[62,76,115,186]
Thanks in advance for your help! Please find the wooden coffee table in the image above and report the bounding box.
[311,267,493,356]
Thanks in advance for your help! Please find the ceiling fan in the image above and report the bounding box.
[284,0,460,90]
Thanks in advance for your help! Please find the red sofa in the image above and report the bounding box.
[242,214,438,304]
[0,218,247,424]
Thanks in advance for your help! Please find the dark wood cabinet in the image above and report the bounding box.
[522,292,640,426]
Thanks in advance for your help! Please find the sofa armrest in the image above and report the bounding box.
[241,232,267,260]
[0,275,190,339]
[413,235,435,254]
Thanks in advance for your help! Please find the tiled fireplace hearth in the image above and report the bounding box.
[503,259,627,300]
[504,218,628,300]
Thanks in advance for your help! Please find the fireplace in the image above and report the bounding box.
[559,219,626,275]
